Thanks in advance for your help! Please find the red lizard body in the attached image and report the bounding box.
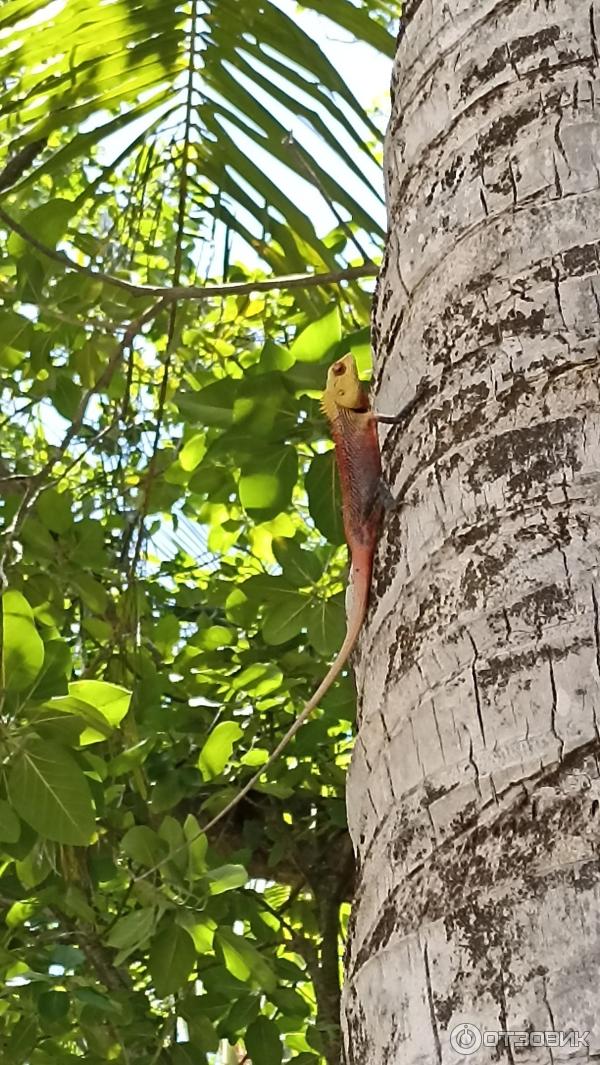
[198,354,389,836]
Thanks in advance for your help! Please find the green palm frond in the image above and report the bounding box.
[0,0,394,278]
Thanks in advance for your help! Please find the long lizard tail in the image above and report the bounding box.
[200,553,372,836]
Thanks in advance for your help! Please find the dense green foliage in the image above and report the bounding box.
[0,1,393,1061]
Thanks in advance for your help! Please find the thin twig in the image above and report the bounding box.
[0,205,377,301]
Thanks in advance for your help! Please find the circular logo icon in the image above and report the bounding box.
[450,1023,482,1055]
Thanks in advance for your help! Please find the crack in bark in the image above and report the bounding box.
[551,259,568,330]
[497,971,516,1065]
[468,632,487,746]
[547,652,564,761]
[552,151,563,198]
[507,158,519,205]
[589,584,600,740]
[590,2,599,64]
[423,942,443,1065]
[541,975,557,1065]
[467,733,482,796]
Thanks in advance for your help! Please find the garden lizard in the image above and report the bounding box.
[199,353,404,836]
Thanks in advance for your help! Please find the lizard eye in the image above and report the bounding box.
[332,362,346,376]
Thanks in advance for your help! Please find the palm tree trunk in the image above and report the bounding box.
[343,1,600,1060]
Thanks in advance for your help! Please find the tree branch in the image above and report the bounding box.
[0,205,378,301]
[0,138,47,193]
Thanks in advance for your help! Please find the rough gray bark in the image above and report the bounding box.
[343,1,600,1062]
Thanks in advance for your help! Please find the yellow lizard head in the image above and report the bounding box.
[320,354,369,421]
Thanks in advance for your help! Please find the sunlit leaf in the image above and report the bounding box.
[206,863,248,895]
[179,433,207,472]
[2,590,45,693]
[198,721,243,780]
[290,307,341,363]
[239,446,297,518]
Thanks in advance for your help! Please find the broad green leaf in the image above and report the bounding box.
[183,814,208,878]
[206,863,248,895]
[15,845,52,889]
[8,739,95,845]
[245,1016,283,1065]
[2,590,45,693]
[149,923,196,998]
[290,307,341,363]
[194,624,234,650]
[307,593,346,655]
[154,613,180,653]
[262,594,312,646]
[231,663,283,695]
[43,696,114,740]
[179,914,216,954]
[179,433,207,472]
[121,826,168,868]
[272,538,322,585]
[30,639,71,701]
[239,446,297,519]
[259,338,295,372]
[225,994,261,1035]
[158,816,187,874]
[198,722,243,780]
[240,748,269,767]
[7,198,75,256]
[176,380,235,427]
[56,885,95,923]
[232,372,294,438]
[68,681,131,725]
[71,571,109,614]
[3,1017,37,1063]
[179,996,220,1052]
[241,574,299,603]
[6,900,37,927]
[106,908,156,951]
[216,929,276,993]
[109,738,152,778]
[305,450,345,545]
[0,800,21,843]
[37,488,73,534]
[73,987,123,1016]
[269,987,312,1018]
[38,990,70,1021]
